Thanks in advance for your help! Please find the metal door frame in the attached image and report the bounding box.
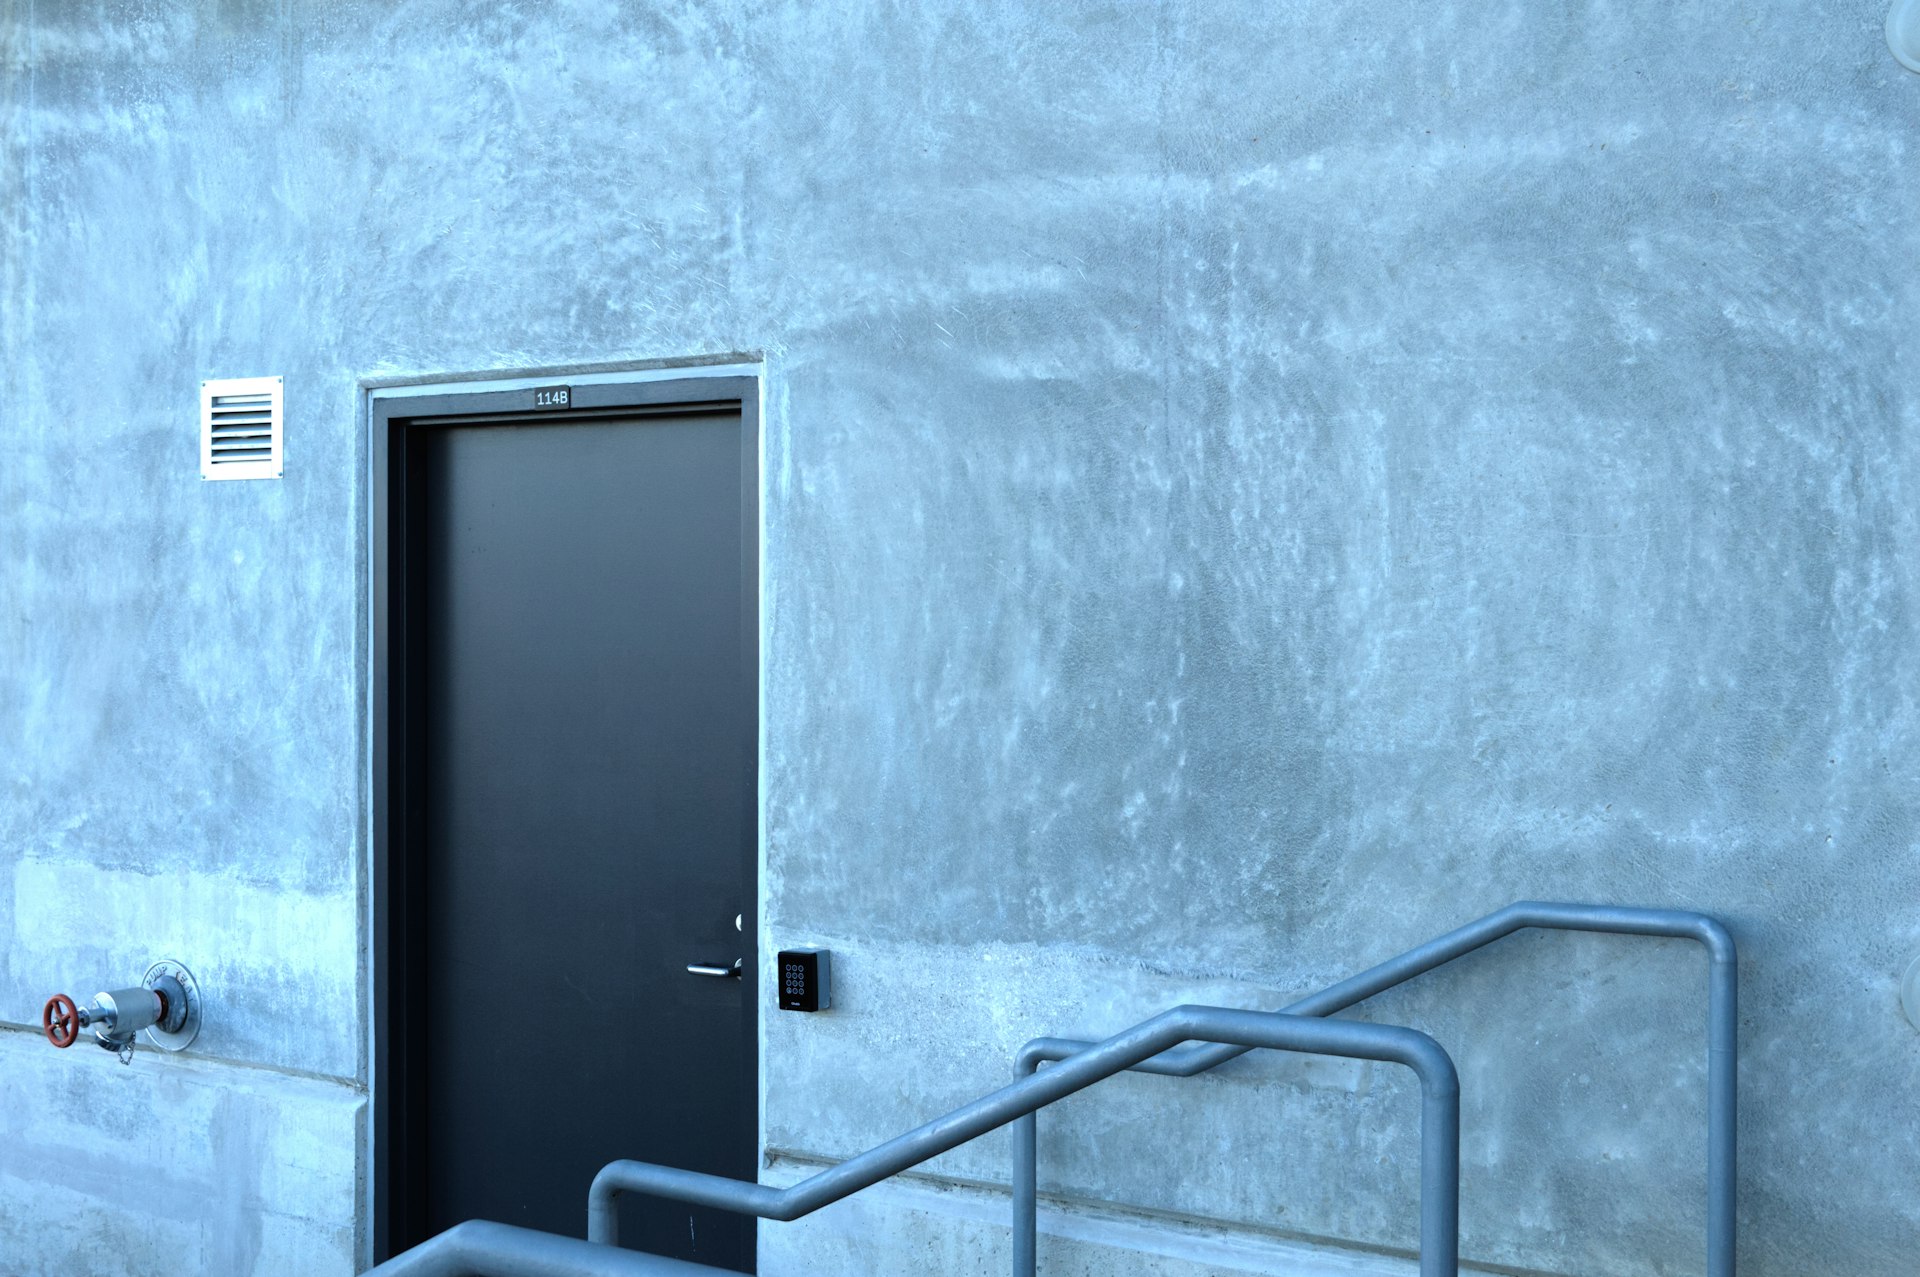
[362,362,764,1267]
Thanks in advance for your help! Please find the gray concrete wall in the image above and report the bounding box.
[3,2,1917,1275]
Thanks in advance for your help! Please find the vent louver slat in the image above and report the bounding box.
[201,376,283,480]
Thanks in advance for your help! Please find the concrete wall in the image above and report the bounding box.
[3,2,1917,1274]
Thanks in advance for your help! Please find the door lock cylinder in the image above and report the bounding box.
[41,959,203,1063]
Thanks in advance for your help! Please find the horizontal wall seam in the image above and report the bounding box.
[762,1149,1574,1277]
[0,1020,366,1093]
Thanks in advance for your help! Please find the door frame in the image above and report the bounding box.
[362,364,764,1265]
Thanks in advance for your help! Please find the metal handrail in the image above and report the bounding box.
[589,1006,1463,1277]
[1010,902,1736,1277]
[364,1220,732,1277]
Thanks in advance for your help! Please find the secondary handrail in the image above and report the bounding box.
[589,1006,1463,1277]
[1010,901,1736,1277]
[364,1220,732,1277]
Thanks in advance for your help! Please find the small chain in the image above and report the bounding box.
[116,1040,134,1066]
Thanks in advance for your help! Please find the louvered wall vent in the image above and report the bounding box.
[200,376,283,480]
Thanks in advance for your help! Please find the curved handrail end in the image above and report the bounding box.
[1392,1026,1459,1100]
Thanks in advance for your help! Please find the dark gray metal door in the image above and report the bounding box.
[376,387,757,1273]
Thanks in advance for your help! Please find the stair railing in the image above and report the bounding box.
[588,1007,1462,1277]
[361,1220,726,1277]
[1010,902,1736,1277]
[367,900,1732,1277]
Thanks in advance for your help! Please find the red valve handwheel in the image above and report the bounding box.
[43,993,79,1049]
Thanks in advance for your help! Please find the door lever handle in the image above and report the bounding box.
[686,959,744,979]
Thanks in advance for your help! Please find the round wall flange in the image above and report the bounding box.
[142,959,202,1052]
[1892,0,1920,73]
[1902,954,1920,1033]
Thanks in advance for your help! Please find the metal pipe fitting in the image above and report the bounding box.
[86,986,167,1049]
[40,959,203,1061]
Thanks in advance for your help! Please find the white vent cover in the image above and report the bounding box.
[1894,0,1920,73]
[200,376,283,480]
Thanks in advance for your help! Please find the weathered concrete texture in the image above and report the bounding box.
[2,2,1919,1275]
[8,858,359,1076]
[757,4,1920,1271]
[0,1027,361,1276]
[0,0,367,1083]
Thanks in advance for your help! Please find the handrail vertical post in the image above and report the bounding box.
[1010,1069,1040,1277]
[1706,931,1738,1277]
[1418,1057,1460,1277]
